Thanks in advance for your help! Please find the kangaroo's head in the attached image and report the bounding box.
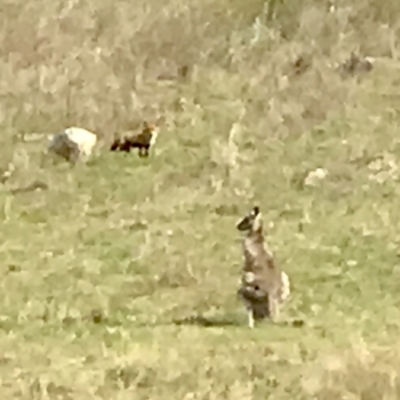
[236,206,263,234]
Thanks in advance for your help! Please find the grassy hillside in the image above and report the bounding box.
[2,0,400,398]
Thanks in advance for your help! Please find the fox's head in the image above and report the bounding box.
[142,121,159,147]
[236,206,263,234]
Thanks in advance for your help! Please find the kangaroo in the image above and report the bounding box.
[236,206,290,328]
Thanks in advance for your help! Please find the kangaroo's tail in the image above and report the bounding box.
[278,271,291,303]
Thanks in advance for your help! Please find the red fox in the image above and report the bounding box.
[236,206,290,328]
[110,121,159,157]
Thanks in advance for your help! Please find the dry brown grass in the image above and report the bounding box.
[3,0,397,141]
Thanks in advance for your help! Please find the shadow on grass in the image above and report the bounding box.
[172,314,242,328]
[172,314,306,328]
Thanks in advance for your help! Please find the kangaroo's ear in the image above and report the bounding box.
[252,206,260,216]
[253,212,263,232]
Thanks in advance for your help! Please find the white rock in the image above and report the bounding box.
[48,127,97,163]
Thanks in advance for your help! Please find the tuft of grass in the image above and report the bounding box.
[1,0,400,398]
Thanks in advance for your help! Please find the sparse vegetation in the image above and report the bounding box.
[1,0,400,398]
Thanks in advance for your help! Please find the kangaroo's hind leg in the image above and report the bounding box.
[268,295,280,322]
[247,308,255,329]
